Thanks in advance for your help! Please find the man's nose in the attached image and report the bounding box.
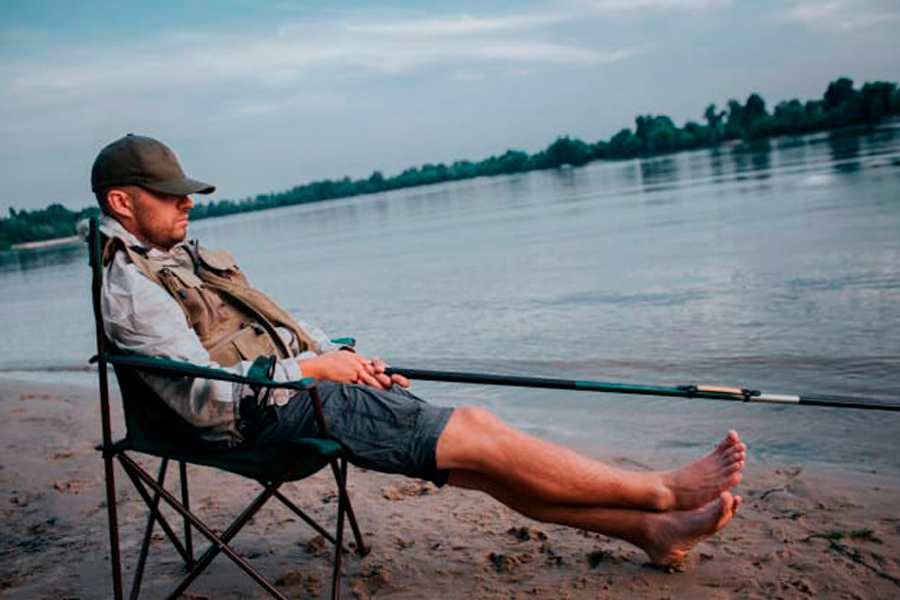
[180,195,195,209]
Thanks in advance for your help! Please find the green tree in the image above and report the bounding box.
[744,93,767,123]
[684,121,713,146]
[824,77,857,110]
[495,150,530,173]
[635,115,678,153]
[703,104,725,140]
[545,136,591,167]
[366,170,386,193]
[773,99,807,133]
[592,141,609,159]
[860,81,897,122]
[451,160,480,179]
[724,99,745,139]
[608,128,643,157]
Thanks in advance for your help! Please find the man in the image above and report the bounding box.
[92,134,745,568]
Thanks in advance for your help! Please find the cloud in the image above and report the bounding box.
[586,0,732,12]
[0,3,660,151]
[453,70,486,82]
[778,1,900,30]
[779,1,843,23]
[1,10,641,110]
[5,0,731,121]
[342,13,571,37]
[834,10,900,30]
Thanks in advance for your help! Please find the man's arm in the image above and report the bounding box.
[103,251,407,427]
[102,251,304,438]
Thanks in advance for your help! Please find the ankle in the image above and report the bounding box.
[646,473,676,512]
[638,512,672,563]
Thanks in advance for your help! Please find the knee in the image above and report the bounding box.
[452,406,504,434]
[437,406,517,471]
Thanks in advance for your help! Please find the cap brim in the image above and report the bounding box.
[142,177,215,195]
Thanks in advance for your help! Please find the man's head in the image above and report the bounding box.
[91,134,215,250]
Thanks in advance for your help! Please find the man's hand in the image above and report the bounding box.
[298,352,410,390]
[371,357,410,389]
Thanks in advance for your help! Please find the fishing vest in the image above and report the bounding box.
[102,237,320,367]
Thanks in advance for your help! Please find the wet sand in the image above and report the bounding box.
[1,379,898,600]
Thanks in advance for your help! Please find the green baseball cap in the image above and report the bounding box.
[91,134,215,195]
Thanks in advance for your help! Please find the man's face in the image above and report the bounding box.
[117,186,194,251]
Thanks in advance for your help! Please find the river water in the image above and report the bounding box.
[1,126,899,472]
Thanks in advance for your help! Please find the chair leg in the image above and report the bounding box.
[113,449,367,600]
[117,457,192,563]
[331,458,348,600]
[330,458,367,557]
[179,461,195,568]
[118,452,298,600]
[130,458,170,600]
[97,359,125,600]
[273,489,343,548]
[103,451,125,600]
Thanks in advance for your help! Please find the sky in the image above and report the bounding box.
[1,0,899,213]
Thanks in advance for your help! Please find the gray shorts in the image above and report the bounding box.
[245,382,454,485]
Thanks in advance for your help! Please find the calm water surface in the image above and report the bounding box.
[2,127,899,472]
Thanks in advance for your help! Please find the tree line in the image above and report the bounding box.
[2,77,899,250]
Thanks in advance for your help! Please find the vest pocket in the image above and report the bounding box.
[158,267,229,339]
[208,323,279,367]
[196,247,251,286]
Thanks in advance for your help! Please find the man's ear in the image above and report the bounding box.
[105,188,136,221]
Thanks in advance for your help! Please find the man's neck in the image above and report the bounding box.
[100,215,176,253]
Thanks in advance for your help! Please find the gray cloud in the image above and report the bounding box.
[778,0,900,30]
[1,7,644,134]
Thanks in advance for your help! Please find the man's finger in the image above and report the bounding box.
[358,370,387,390]
[391,374,410,388]
[374,372,393,388]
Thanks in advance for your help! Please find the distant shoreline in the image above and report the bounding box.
[3,87,898,251]
[10,235,81,251]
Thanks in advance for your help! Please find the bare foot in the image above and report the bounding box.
[659,430,746,511]
[644,491,742,567]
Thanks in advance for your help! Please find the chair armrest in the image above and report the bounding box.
[91,351,335,438]
[90,351,314,392]
[330,336,356,351]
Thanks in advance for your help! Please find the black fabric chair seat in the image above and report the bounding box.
[117,435,344,483]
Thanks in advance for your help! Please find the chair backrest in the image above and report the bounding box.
[88,217,206,449]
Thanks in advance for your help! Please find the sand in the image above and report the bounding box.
[1,379,898,600]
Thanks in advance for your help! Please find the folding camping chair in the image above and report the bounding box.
[88,217,368,600]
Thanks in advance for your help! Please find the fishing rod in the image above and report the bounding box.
[385,367,900,412]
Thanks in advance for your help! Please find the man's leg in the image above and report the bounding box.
[450,469,742,566]
[435,407,745,512]
[435,407,745,565]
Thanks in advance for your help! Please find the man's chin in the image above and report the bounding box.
[158,227,188,251]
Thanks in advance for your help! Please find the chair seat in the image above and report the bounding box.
[117,436,345,482]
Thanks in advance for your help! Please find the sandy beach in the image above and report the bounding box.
[1,379,898,600]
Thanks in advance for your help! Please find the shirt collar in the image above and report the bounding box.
[99,214,187,257]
